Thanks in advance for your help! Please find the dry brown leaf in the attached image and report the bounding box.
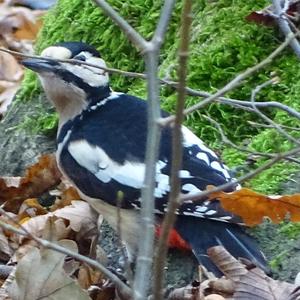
[0,52,23,117]
[233,267,296,300]
[0,266,15,300]
[18,198,48,221]
[168,282,201,300]
[246,1,300,26]
[78,264,104,290]
[90,281,115,300]
[50,186,81,211]
[53,200,97,235]
[0,82,20,116]
[207,246,247,281]
[209,188,300,226]
[13,10,43,40]
[19,215,70,244]
[10,240,36,263]
[206,246,300,300]
[0,52,23,81]
[0,5,43,39]
[0,227,12,261]
[1,154,61,213]
[208,279,234,296]
[8,240,91,300]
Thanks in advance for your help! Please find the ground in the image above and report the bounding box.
[1,0,300,283]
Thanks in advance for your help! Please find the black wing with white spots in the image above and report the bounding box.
[57,92,241,224]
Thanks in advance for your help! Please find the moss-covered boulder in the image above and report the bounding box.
[15,0,300,192]
[1,0,300,282]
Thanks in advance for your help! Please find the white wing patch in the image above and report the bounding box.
[182,126,218,158]
[210,161,231,179]
[68,140,145,188]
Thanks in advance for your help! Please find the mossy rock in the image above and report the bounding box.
[16,0,300,193]
[1,0,300,282]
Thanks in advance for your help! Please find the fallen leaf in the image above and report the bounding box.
[53,200,98,236]
[207,278,234,296]
[0,227,12,261]
[19,215,70,244]
[233,267,296,300]
[0,5,44,40]
[78,264,104,290]
[50,185,81,211]
[0,52,23,81]
[1,154,61,213]
[18,198,48,221]
[168,282,201,300]
[207,246,247,281]
[246,1,300,26]
[209,188,300,226]
[0,82,20,116]
[206,246,300,300]
[8,240,91,300]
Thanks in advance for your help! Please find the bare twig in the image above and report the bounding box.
[2,48,300,121]
[153,1,193,300]
[92,0,148,52]
[134,1,176,298]
[92,1,176,299]
[203,114,300,164]
[250,78,300,146]
[0,219,132,298]
[159,32,299,126]
[272,0,300,58]
[248,120,300,132]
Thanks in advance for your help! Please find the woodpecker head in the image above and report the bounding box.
[22,41,110,126]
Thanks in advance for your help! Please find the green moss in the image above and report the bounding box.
[279,222,300,239]
[21,112,58,135]
[249,162,298,193]
[18,0,300,193]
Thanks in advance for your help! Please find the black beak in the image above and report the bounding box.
[22,58,58,73]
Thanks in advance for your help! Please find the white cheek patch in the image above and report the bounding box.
[41,46,72,59]
[64,57,109,87]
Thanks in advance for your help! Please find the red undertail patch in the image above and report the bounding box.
[155,225,191,251]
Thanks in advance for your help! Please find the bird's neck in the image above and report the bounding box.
[88,85,111,105]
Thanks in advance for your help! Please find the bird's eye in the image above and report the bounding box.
[74,55,86,61]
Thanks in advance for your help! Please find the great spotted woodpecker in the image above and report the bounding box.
[22,41,268,274]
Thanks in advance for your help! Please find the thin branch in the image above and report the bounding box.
[250,78,300,146]
[203,114,300,164]
[2,48,300,121]
[164,80,300,120]
[0,219,132,298]
[92,0,148,52]
[248,120,300,132]
[153,1,192,300]
[152,0,176,48]
[133,1,176,298]
[159,32,299,126]
[180,146,300,202]
[272,0,300,58]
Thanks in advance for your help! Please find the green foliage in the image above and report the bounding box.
[18,0,300,193]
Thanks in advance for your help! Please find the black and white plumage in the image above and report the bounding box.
[22,41,268,274]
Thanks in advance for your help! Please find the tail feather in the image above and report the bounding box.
[174,216,269,276]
